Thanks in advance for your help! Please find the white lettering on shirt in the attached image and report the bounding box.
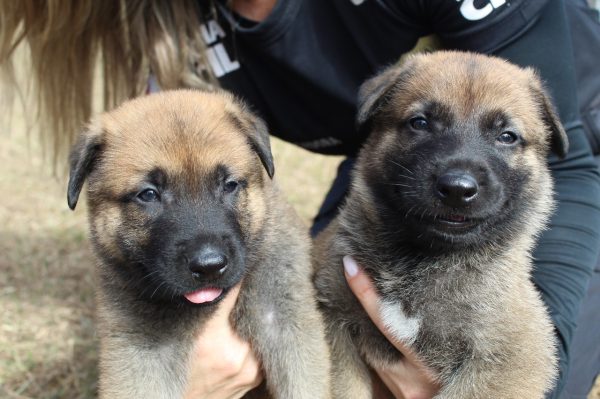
[457,0,508,21]
[205,43,241,78]
[201,20,227,45]
[200,19,240,77]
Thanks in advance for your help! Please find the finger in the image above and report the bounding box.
[376,369,406,399]
[343,256,424,366]
[237,348,264,390]
[343,256,396,342]
[216,343,263,398]
[344,257,440,385]
[376,364,441,399]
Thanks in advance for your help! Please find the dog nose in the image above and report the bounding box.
[188,246,228,278]
[435,171,479,207]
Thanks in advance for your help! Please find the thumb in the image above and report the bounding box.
[343,256,423,366]
[343,256,389,336]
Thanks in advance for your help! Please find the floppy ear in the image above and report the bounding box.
[227,94,275,179]
[245,113,275,179]
[67,124,105,210]
[357,58,414,127]
[527,71,569,158]
[236,110,275,179]
[537,89,569,158]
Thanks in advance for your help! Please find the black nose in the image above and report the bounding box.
[188,246,228,278]
[435,171,479,207]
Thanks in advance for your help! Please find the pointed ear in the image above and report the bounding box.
[246,115,275,179]
[357,57,415,127]
[67,123,105,210]
[527,71,569,158]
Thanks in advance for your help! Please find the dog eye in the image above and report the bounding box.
[137,188,160,202]
[223,179,239,194]
[409,117,429,131]
[497,131,519,145]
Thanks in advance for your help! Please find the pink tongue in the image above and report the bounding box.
[184,288,224,304]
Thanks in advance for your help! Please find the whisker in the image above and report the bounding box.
[149,281,167,299]
[389,160,414,175]
[404,204,417,218]
[140,270,161,282]
[138,283,154,298]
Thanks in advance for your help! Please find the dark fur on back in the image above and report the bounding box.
[68,90,331,399]
[314,51,561,399]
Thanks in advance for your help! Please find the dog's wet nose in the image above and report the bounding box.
[435,171,479,207]
[189,246,228,278]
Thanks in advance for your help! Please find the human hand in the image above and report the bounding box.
[183,285,263,399]
[343,256,441,399]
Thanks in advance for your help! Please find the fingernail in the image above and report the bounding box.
[343,255,358,278]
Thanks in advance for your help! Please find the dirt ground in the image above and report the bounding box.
[1,88,598,398]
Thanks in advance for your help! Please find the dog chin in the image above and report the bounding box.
[403,211,504,251]
[424,224,484,248]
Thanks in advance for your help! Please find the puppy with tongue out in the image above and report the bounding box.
[67,90,331,399]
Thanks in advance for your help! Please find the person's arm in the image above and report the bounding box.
[493,1,600,396]
[183,285,263,399]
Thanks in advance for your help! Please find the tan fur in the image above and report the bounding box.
[68,90,331,399]
[314,52,560,399]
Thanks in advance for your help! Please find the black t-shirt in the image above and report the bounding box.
[205,0,546,155]
[195,1,600,398]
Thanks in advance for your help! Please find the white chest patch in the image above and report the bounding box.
[379,301,421,346]
[264,310,276,326]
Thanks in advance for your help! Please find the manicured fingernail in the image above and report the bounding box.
[343,255,358,277]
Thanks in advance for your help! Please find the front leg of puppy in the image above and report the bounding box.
[234,271,332,399]
[99,335,190,399]
[327,325,373,399]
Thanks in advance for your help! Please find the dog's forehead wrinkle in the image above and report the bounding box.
[215,163,232,179]
[407,59,533,124]
[146,167,168,187]
[479,109,510,131]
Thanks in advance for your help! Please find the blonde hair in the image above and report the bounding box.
[1,0,217,163]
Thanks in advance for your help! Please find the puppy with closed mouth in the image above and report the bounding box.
[68,90,331,399]
[313,51,562,399]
